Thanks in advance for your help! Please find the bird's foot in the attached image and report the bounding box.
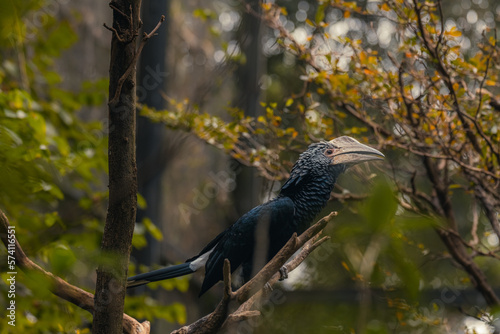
[279,266,288,281]
[264,282,273,294]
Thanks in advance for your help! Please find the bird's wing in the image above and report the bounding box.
[199,196,295,296]
[185,228,228,263]
[280,168,312,193]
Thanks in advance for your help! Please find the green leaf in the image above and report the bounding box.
[137,193,147,209]
[361,179,397,231]
[132,233,147,249]
[142,217,163,241]
[48,243,77,274]
[315,3,327,24]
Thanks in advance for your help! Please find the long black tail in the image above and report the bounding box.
[127,263,194,289]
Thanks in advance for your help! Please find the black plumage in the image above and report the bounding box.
[127,136,384,296]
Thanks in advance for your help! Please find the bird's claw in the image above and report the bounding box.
[264,282,273,293]
[279,266,288,281]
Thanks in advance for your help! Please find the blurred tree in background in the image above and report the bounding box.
[1,0,500,333]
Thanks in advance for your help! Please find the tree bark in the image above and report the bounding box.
[93,1,141,333]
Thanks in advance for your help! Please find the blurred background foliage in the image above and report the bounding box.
[1,0,500,333]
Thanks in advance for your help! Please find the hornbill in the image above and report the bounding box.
[127,136,384,296]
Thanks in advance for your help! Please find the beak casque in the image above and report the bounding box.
[328,136,384,166]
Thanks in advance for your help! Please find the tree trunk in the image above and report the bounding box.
[232,0,264,215]
[93,1,141,333]
[135,0,169,272]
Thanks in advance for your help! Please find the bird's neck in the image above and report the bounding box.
[279,168,339,233]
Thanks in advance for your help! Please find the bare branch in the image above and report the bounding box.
[470,199,480,247]
[103,23,127,43]
[422,156,500,306]
[108,15,166,106]
[170,212,337,334]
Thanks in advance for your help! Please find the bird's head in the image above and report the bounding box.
[281,136,384,193]
[297,136,384,170]
[322,136,385,167]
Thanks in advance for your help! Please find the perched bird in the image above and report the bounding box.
[127,136,384,296]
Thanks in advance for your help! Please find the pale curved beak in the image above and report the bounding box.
[329,136,384,166]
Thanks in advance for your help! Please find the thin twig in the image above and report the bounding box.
[103,23,126,43]
[474,44,493,120]
[470,199,479,246]
[435,0,445,52]
[109,2,129,21]
[109,15,166,106]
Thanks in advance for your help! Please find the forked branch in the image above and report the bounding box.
[107,14,165,106]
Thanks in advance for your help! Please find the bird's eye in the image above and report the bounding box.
[325,149,335,156]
